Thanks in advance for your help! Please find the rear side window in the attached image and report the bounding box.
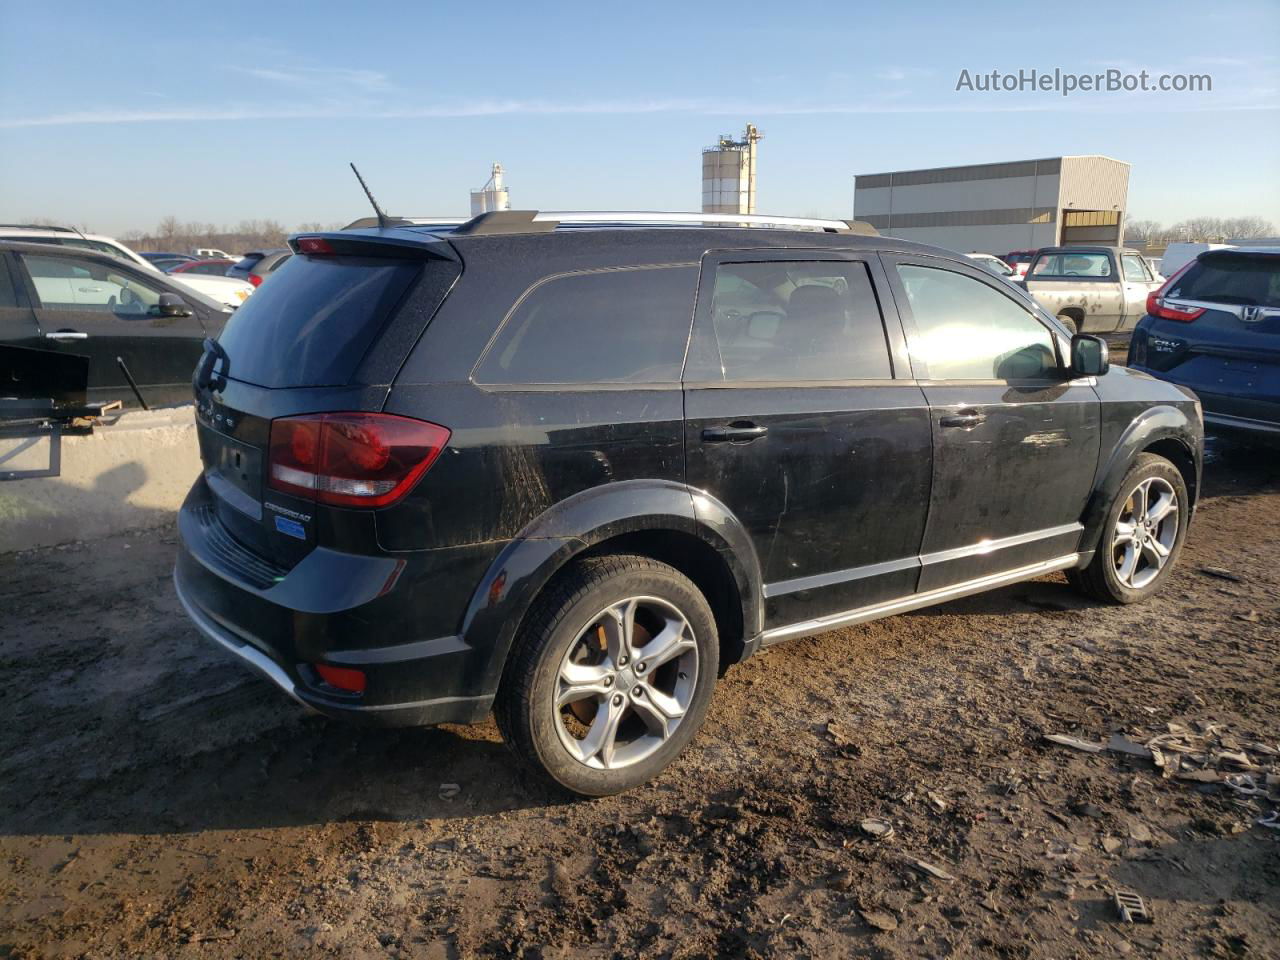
[217,255,424,387]
[475,265,697,384]
[1030,252,1112,278]
[708,261,892,381]
[1169,254,1280,308]
[898,264,1057,380]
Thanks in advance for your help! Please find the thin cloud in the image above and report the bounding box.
[226,64,395,93]
[3,95,1274,129]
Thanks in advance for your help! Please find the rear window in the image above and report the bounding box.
[474,265,697,384]
[1170,253,1280,308]
[217,255,423,387]
[1029,252,1112,278]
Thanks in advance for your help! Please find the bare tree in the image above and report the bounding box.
[1124,219,1163,244]
[1221,216,1276,239]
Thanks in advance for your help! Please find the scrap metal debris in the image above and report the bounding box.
[1043,720,1279,803]
[903,855,955,882]
[859,817,895,840]
[1114,890,1152,924]
[1043,734,1105,753]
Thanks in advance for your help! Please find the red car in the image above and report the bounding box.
[1003,250,1038,277]
[166,258,237,277]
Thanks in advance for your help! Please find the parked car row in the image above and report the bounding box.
[0,226,254,309]
[0,239,231,408]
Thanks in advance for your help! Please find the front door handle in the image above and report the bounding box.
[940,410,986,429]
[45,331,89,341]
[702,422,768,443]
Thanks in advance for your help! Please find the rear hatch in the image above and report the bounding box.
[194,232,461,569]
[1141,251,1280,418]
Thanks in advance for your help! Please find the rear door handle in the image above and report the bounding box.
[45,331,88,341]
[940,410,986,429]
[702,422,768,443]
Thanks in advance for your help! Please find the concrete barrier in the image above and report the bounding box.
[0,405,201,553]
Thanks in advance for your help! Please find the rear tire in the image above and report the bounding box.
[495,554,719,796]
[1056,314,1079,335]
[1069,453,1188,604]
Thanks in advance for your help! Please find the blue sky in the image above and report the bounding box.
[1,0,1277,235]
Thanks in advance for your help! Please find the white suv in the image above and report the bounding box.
[0,226,254,309]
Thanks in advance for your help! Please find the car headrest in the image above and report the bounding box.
[787,285,844,338]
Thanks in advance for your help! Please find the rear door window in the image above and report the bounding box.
[216,254,426,387]
[707,260,892,381]
[474,265,698,384]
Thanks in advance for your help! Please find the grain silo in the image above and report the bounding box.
[470,163,511,217]
[701,124,762,215]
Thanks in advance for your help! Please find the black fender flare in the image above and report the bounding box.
[457,479,763,698]
[1079,405,1202,556]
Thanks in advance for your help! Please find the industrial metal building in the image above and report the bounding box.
[702,124,762,215]
[853,155,1129,254]
[469,163,510,217]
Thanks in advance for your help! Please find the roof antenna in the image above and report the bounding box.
[350,162,391,229]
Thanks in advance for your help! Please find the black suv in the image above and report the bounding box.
[174,211,1203,796]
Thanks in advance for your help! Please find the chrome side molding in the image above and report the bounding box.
[760,553,1080,645]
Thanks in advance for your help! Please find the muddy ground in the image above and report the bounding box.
[2,439,1278,959]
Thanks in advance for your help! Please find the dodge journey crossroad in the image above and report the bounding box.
[175,210,1203,796]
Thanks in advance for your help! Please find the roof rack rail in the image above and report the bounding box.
[339,211,879,238]
[535,211,853,232]
[0,223,77,233]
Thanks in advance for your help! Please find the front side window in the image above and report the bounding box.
[21,253,164,316]
[897,264,1058,380]
[707,260,892,381]
[475,265,698,384]
[1122,254,1152,282]
[1029,251,1112,278]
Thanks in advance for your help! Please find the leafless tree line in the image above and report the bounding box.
[1125,215,1276,244]
[17,215,345,255]
[122,217,348,255]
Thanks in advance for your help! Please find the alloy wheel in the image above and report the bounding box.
[554,596,698,770]
[1111,476,1179,590]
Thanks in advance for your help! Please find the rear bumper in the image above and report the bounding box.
[173,479,503,727]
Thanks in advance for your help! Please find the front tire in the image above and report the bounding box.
[495,555,719,796]
[1069,453,1188,604]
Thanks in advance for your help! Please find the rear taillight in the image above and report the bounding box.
[248,274,263,287]
[1145,261,1204,322]
[268,412,450,508]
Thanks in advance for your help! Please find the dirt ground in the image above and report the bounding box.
[2,439,1278,959]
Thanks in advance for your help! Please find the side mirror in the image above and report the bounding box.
[1071,334,1109,376]
[158,292,193,318]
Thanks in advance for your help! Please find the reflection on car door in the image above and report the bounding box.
[15,252,208,407]
[883,254,1100,592]
[683,251,933,634]
[1120,253,1158,330]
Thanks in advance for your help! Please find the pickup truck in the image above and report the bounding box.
[1024,246,1163,334]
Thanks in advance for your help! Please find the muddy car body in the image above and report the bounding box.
[174,211,1203,795]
